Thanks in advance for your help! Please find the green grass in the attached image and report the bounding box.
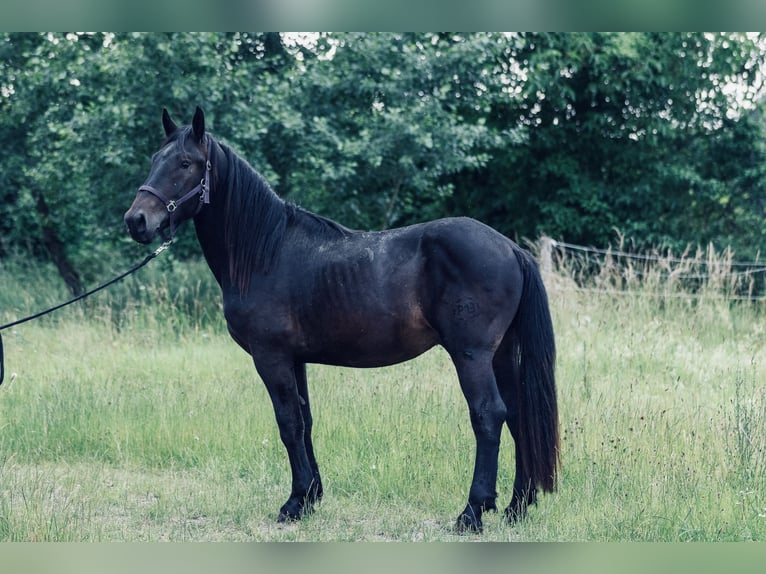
[0,249,765,541]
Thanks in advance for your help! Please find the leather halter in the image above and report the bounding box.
[138,138,212,239]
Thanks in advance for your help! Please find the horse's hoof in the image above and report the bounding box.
[504,493,535,524]
[503,505,524,524]
[277,510,300,523]
[277,500,305,523]
[455,512,483,534]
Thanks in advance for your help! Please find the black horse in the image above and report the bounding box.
[125,107,559,533]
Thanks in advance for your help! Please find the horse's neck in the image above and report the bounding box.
[193,142,236,288]
[193,206,229,287]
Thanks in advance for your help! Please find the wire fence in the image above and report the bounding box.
[538,237,766,302]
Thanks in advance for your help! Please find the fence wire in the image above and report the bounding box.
[541,238,766,302]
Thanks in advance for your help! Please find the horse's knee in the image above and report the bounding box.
[454,356,507,435]
[468,398,507,439]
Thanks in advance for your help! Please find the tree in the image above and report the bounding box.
[2,32,766,292]
[0,33,96,294]
[448,33,766,258]
[262,33,497,230]
[0,32,297,288]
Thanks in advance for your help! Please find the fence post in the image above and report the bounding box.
[540,236,554,274]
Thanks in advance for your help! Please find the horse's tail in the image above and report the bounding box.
[507,246,559,493]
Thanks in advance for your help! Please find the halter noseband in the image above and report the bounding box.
[138,138,213,240]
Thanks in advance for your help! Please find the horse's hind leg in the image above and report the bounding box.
[493,339,537,522]
[451,351,508,533]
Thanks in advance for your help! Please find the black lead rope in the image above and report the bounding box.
[0,241,171,386]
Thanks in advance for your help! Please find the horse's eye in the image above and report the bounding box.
[181,160,191,169]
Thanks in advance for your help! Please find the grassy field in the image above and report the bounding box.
[0,247,764,541]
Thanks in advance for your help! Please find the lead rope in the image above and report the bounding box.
[0,241,171,386]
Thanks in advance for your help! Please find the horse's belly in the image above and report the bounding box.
[309,334,439,368]
[301,308,440,368]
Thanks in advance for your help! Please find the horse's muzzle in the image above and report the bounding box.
[124,206,163,244]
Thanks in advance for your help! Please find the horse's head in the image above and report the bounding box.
[124,106,211,244]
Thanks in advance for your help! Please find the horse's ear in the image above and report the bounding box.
[162,108,178,137]
[192,106,205,143]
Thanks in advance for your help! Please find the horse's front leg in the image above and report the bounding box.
[294,361,323,502]
[252,352,319,522]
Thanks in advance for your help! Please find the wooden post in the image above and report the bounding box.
[540,236,554,274]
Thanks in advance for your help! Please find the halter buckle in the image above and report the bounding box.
[166,200,177,213]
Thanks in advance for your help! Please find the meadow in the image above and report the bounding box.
[0,243,764,541]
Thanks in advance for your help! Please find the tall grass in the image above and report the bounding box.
[0,243,764,541]
[538,239,766,541]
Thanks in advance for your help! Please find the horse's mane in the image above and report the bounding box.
[292,205,354,237]
[209,139,287,293]
[211,136,350,293]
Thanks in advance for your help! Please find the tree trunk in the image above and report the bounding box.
[34,190,84,296]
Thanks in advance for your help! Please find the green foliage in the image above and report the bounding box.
[450,33,766,259]
[2,32,766,289]
[258,33,497,229]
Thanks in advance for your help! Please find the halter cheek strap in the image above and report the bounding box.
[138,139,213,239]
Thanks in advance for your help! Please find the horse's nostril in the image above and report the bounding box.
[125,210,147,235]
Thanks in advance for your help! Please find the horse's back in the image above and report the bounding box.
[419,216,522,285]
[420,215,518,258]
